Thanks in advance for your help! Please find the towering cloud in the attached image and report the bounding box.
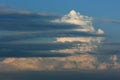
[50,10,105,54]
[0,9,107,72]
[52,10,104,34]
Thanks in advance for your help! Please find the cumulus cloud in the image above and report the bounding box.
[52,10,104,34]
[1,5,120,78]
[0,6,106,73]
[48,10,105,54]
[51,37,104,54]
[96,28,104,34]
[52,10,92,25]
[1,54,120,72]
[0,8,105,57]
[0,54,97,71]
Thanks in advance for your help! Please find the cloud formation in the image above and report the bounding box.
[0,54,120,72]
[51,37,104,54]
[0,6,110,73]
[0,5,120,80]
[52,10,104,34]
[0,8,105,57]
[0,54,97,71]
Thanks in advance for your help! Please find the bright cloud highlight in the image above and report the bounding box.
[52,10,104,34]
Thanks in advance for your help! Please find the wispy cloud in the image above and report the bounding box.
[94,18,120,24]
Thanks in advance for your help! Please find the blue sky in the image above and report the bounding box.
[0,0,120,19]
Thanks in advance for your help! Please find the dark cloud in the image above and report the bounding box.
[0,41,91,57]
[0,51,70,57]
[0,42,74,51]
[0,41,99,57]
[0,42,75,57]
[0,4,60,32]
[0,31,104,43]
[0,5,105,58]
[0,22,78,31]
[0,12,59,20]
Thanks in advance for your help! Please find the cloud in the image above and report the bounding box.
[0,7,105,58]
[52,10,104,34]
[0,4,58,18]
[0,36,105,57]
[0,4,11,9]
[51,37,104,54]
[0,30,104,43]
[1,5,120,80]
[94,18,120,24]
[96,28,104,34]
[52,10,93,26]
[0,42,73,57]
[0,54,97,71]
[1,54,120,72]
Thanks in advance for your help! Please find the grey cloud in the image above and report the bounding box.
[0,5,60,33]
[0,51,70,57]
[0,42,74,57]
[94,18,120,24]
[0,4,11,9]
[94,42,120,55]
[0,7,105,58]
[0,30,104,43]
[0,4,58,19]
[0,12,59,20]
[0,37,104,57]
[103,42,120,45]
[0,22,78,31]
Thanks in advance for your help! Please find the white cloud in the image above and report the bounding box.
[55,37,104,43]
[51,37,104,54]
[1,54,120,72]
[0,9,108,72]
[52,10,92,26]
[52,10,105,34]
[50,10,105,54]
[0,54,96,71]
[52,10,96,32]
[96,28,104,34]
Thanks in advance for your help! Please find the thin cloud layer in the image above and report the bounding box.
[94,18,120,24]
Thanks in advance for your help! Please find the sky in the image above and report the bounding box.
[0,0,120,80]
[0,0,120,19]
[0,0,120,36]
